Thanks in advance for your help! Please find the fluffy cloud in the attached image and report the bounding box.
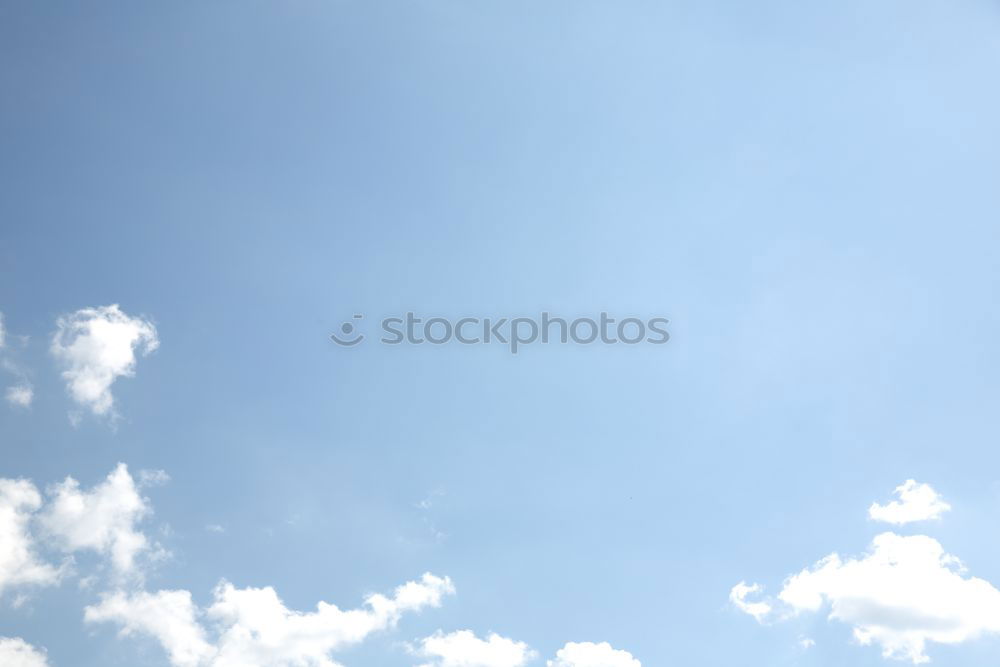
[411,633,641,667]
[0,464,157,594]
[51,304,158,417]
[0,637,49,667]
[869,480,950,525]
[735,532,1000,663]
[782,532,1000,662]
[0,479,62,596]
[0,312,6,348]
[734,481,1000,662]
[84,588,211,666]
[39,463,155,576]
[547,642,641,667]
[413,630,536,667]
[2,462,639,667]
[5,385,33,408]
[86,573,455,666]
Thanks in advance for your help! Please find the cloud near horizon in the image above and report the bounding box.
[411,630,641,667]
[546,641,642,667]
[413,629,537,666]
[86,573,456,667]
[733,481,1000,663]
[0,464,163,666]
[1,462,642,667]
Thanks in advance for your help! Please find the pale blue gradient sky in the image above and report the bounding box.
[2,1,1000,665]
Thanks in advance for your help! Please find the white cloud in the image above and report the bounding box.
[869,480,950,525]
[0,479,62,596]
[736,532,1000,663]
[0,637,49,667]
[85,588,212,667]
[411,633,642,667]
[51,304,158,417]
[413,630,536,667]
[86,572,455,666]
[5,385,33,408]
[729,582,772,623]
[0,464,159,594]
[39,463,155,576]
[0,312,6,348]
[547,641,641,667]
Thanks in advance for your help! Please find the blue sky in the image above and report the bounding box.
[2,1,1000,665]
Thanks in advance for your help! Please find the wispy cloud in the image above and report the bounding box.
[0,312,34,410]
[5,385,33,408]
